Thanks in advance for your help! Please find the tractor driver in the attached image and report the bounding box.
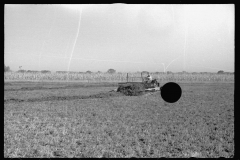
[146,74,152,83]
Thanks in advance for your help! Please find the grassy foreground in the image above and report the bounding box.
[4,82,234,158]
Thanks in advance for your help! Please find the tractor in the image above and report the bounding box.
[117,72,160,94]
[141,72,160,91]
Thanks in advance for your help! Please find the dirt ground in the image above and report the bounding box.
[4,81,234,158]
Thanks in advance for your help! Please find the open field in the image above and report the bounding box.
[4,81,234,158]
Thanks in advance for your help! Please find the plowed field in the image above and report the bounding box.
[4,81,234,158]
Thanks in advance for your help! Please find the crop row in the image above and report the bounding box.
[4,72,234,82]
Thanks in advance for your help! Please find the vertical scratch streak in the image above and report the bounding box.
[64,37,71,58]
[228,18,231,36]
[67,8,83,80]
[161,63,166,73]
[183,6,188,72]
[38,6,57,71]
[165,54,183,72]
[171,5,175,28]
[184,25,188,71]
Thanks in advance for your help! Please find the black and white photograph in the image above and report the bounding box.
[4,4,234,158]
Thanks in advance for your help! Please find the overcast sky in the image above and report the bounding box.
[5,4,234,73]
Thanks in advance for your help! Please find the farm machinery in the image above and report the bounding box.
[116,72,161,96]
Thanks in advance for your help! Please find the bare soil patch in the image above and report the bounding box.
[117,83,146,96]
[4,82,157,103]
[4,91,125,103]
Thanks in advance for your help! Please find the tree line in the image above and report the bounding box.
[4,65,234,74]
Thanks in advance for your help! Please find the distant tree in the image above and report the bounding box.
[142,71,149,74]
[107,69,116,74]
[86,71,92,74]
[167,71,172,74]
[97,71,102,73]
[68,71,78,74]
[26,70,36,73]
[217,70,224,74]
[56,71,68,74]
[17,70,26,73]
[4,64,11,72]
[41,70,51,74]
